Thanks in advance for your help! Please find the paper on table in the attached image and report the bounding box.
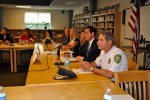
[72,69,93,74]
[60,57,77,62]
[113,94,134,100]
[60,51,73,54]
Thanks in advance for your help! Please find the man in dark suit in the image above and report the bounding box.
[0,27,12,45]
[0,27,12,64]
[76,26,101,62]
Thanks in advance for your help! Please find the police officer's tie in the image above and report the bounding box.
[86,42,90,57]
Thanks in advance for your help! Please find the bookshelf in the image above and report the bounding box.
[72,16,89,32]
[92,11,121,47]
[72,11,121,47]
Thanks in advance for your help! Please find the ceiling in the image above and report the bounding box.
[0,0,89,10]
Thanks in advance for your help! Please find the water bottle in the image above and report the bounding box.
[64,57,70,69]
[0,86,6,100]
[52,51,57,63]
[104,88,113,100]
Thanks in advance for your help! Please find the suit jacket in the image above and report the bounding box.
[0,33,11,42]
[80,38,101,62]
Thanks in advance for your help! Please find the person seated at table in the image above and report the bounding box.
[42,29,55,45]
[79,32,128,81]
[0,27,12,45]
[62,28,70,45]
[18,28,34,66]
[75,26,101,62]
[79,31,86,46]
[72,31,86,57]
[0,27,13,64]
[64,28,80,54]
[19,28,34,44]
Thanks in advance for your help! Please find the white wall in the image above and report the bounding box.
[3,8,69,29]
[73,3,89,16]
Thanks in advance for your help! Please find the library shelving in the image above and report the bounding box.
[72,11,121,47]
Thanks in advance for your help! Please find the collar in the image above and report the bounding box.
[105,46,116,55]
[89,38,95,46]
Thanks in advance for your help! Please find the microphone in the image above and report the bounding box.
[54,44,64,66]
[9,34,14,46]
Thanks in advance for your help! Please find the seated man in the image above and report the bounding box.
[0,27,12,63]
[79,32,128,81]
[0,27,12,45]
[76,26,101,62]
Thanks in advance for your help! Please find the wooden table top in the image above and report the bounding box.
[0,44,13,49]
[5,81,128,100]
[0,43,34,49]
[26,54,109,85]
[26,44,109,85]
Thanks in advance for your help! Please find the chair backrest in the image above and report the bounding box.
[114,71,150,100]
[128,59,139,70]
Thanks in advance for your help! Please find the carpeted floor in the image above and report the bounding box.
[0,62,29,87]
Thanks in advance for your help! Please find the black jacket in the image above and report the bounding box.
[80,38,101,62]
[0,33,11,42]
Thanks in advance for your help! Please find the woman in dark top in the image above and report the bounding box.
[79,31,86,54]
[65,28,80,54]
[42,29,55,44]
[73,31,86,57]
[62,28,70,45]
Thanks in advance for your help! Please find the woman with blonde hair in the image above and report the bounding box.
[79,31,86,45]
[65,28,80,54]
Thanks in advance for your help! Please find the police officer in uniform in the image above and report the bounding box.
[79,32,128,81]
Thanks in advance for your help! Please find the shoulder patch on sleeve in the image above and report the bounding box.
[114,54,122,64]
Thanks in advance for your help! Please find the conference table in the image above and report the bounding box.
[0,44,13,72]
[13,43,34,72]
[4,81,133,100]
[26,44,109,85]
[3,43,134,100]
[0,43,34,72]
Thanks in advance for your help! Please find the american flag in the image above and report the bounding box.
[128,0,140,56]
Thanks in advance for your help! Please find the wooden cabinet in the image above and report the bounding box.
[72,11,121,47]
[92,11,121,47]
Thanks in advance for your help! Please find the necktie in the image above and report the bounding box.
[86,42,90,57]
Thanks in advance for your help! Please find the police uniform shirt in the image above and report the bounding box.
[95,46,128,72]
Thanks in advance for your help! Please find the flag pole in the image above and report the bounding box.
[135,0,141,62]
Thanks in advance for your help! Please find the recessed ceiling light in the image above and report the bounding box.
[66,1,76,5]
[16,6,31,8]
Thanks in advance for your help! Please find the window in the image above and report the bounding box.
[24,12,51,29]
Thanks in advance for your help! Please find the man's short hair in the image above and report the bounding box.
[100,32,115,45]
[85,26,97,36]
[2,27,8,32]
